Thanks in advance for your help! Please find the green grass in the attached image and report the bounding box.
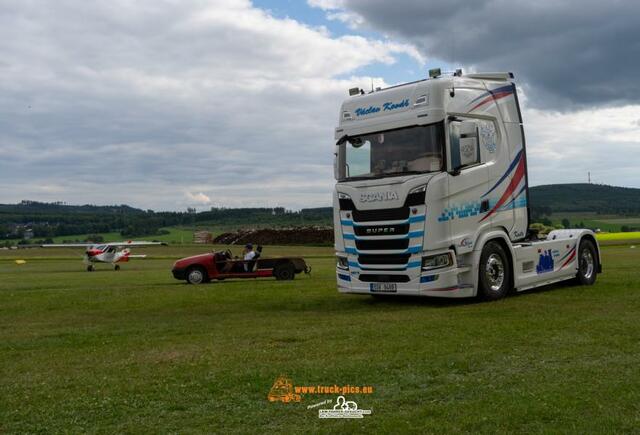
[47,227,196,244]
[1,245,639,433]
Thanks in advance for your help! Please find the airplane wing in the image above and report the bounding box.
[106,241,167,247]
[126,254,148,258]
[41,243,93,248]
[41,241,167,248]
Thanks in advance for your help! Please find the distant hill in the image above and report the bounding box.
[2,184,640,242]
[0,201,333,242]
[529,184,640,216]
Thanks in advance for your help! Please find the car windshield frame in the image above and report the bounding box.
[336,121,445,182]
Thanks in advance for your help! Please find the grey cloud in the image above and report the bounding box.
[337,0,640,109]
[0,0,367,209]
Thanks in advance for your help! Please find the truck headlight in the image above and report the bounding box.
[422,253,452,271]
[337,256,349,270]
[338,192,351,200]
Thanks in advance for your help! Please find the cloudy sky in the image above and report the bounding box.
[1,0,638,211]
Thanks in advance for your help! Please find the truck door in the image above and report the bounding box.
[444,116,491,248]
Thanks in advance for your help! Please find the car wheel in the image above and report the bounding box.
[186,267,207,285]
[576,239,597,285]
[274,262,295,280]
[478,241,511,301]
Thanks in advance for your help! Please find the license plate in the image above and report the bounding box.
[370,283,397,293]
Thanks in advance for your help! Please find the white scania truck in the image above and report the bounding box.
[333,69,601,300]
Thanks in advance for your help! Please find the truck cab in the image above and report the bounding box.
[333,70,601,299]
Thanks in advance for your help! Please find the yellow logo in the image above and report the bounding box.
[267,375,301,403]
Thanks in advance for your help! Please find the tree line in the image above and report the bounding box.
[0,201,333,241]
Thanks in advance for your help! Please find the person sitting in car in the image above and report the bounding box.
[243,243,256,272]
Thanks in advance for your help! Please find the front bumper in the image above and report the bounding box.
[336,253,475,298]
[172,268,186,280]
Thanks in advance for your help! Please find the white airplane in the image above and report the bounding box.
[42,240,166,271]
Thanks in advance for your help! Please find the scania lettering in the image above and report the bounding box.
[333,69,601,300]
[360,191,399,202]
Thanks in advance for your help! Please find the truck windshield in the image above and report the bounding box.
[337,122,445,181]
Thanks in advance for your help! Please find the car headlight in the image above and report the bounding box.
[422,253,452,271]
[337,256,349,270]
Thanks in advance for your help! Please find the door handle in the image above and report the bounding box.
[480,199,490,213]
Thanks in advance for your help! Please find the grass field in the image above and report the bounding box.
[547,212,640,233]
[597,232,640,242]
[1,244,639,433]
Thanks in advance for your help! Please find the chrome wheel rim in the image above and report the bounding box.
[188,269,204,284]
[485,253,505,291]
[580,249,594,280]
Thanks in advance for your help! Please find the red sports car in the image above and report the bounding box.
[172,246,311,284]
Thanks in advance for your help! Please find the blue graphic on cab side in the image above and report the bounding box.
[536,249,554,274]
[437,201,483,222]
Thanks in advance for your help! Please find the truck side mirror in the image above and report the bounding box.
[449,121,480,173]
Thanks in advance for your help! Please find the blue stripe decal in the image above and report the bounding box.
[344,246,423,255]
[348,231,424,241]
[344,217,423,226]
[407,261,422,269]
[482,149,523,198]
[468,84,514,104]
[338,273,351,282]
[347,261,359,268]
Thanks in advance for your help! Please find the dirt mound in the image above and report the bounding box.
[213,227,333,245]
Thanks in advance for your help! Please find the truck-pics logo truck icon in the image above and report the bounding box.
[268,376,301,403]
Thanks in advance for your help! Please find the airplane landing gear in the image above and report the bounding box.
[87,265,95,272]
[114,264,120,271]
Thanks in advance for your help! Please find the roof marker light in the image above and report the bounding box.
[429,68,441,78]
[349,87,360,96]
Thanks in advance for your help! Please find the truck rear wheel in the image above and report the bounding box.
[186,266,207,285]
[576,239,597,285]
[478,241,511,301]
[274,262,295,280]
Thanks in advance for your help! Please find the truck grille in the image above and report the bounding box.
[353,207,409,222]
[358,254,411,265]
[353,223,409,236]
[355,239,409,251]
[340,189,426,274]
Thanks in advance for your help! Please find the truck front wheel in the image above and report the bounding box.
[478,241,511,301]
